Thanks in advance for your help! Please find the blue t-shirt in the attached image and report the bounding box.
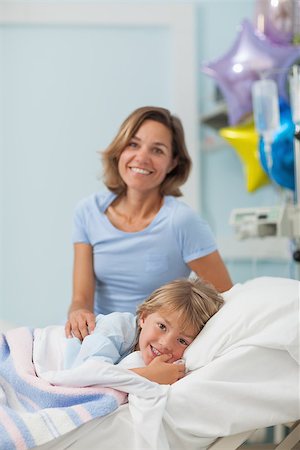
[72,191,217,315]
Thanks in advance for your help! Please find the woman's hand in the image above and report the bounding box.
[65,309,96,340]
[130,354,186,384]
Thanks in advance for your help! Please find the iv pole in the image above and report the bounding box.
[230,66,300,281]
[289,65,300,267]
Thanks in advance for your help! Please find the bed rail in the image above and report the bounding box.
[208,422,300,450]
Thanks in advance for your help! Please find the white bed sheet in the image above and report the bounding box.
[35,276,300,450]
[34,405,135,450]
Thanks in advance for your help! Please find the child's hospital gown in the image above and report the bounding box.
[64,312,138,368]
[33,312,146,376]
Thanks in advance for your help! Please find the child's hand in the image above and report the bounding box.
[130,354,186,384]
[148,354,186,384]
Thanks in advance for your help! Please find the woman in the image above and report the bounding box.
[65,106,232,340]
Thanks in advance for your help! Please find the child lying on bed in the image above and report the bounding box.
[35,278,224,385]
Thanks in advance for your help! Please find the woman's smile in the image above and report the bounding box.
[129,166,153,175]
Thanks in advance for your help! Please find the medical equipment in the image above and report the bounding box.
[230,204,300,239]
[252,79,280,169]
[231,65,300,264]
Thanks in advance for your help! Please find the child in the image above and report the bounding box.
[35,278,224,385]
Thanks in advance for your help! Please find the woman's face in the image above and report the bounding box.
[118,120,177,194]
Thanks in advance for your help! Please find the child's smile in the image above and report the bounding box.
[137,309,196,365]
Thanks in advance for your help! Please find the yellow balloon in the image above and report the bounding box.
[219,121,270,192]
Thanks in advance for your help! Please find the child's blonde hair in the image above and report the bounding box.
[136,278,224,336]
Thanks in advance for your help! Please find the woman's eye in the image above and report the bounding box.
[153,147,163,154]
[128,142,137,148]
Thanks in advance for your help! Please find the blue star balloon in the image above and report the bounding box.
[259,99,295,191]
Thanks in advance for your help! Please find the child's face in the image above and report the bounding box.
[137,309,197,365]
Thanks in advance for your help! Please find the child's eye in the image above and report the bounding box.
[158,323,166,331]
[178,338,189,346]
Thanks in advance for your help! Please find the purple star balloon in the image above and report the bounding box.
[201,19,300,125]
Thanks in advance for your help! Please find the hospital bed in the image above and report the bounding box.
[1,276,299,450]
[32,410,300,450]
[33,409,300,450]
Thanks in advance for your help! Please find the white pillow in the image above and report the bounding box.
[185,276,299,370]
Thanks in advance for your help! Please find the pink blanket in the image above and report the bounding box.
[0,327,127,450]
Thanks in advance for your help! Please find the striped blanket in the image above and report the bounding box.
[0,327,127,450]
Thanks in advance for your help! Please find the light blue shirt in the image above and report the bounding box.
[72,191,217,315]
[64,312,137,369]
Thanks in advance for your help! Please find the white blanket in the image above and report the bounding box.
[35,276,300,450]
[163,276,299,450]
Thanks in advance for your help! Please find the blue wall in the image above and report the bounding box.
[1,13,174,326]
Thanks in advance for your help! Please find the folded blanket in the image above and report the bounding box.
[32,325,170,450]
[0,327,127,450]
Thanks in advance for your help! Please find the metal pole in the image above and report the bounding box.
[291,64,300,204]
[289,65,300,275]
[295,127,300,205]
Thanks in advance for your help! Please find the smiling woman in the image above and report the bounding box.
[117,120,177,198]
[65,106,232,341]
[107,119,178,231]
